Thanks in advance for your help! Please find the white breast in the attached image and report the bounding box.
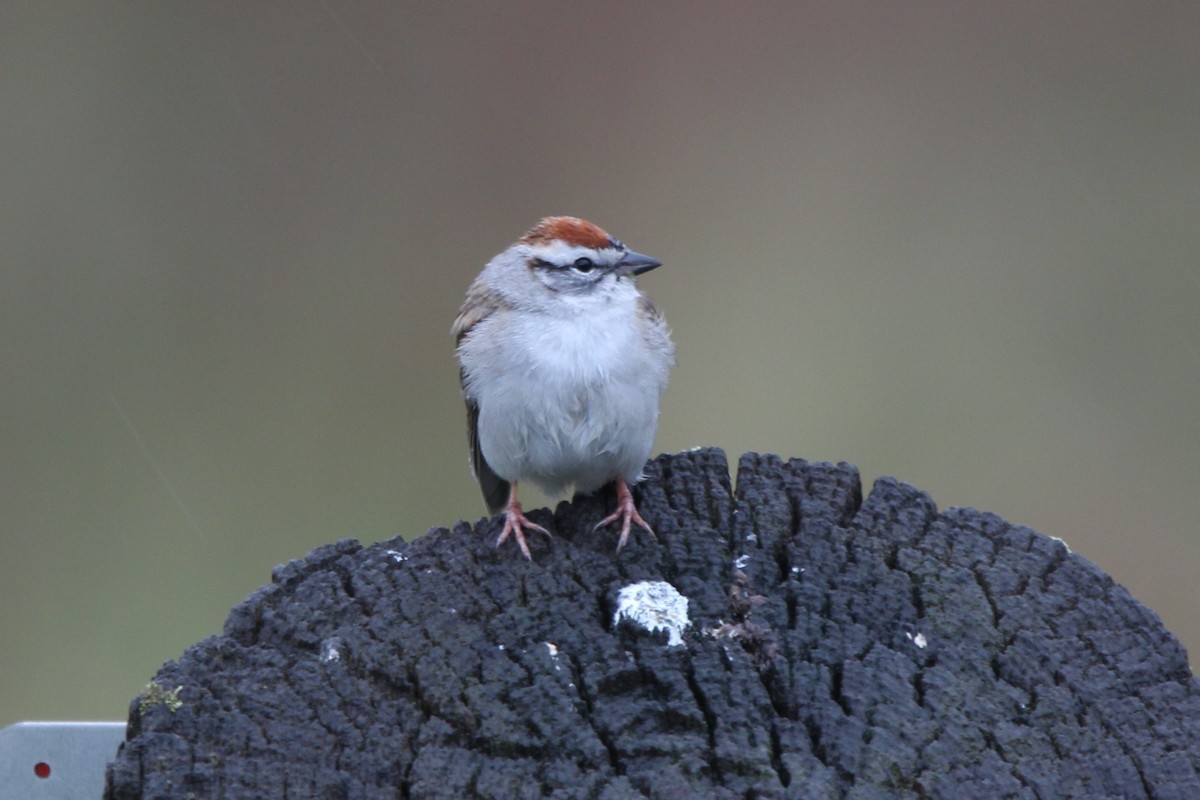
[462,286,668,496]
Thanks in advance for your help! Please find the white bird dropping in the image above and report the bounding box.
[612,580,691,646]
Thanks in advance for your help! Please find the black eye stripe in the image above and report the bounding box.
[530,253,613,272]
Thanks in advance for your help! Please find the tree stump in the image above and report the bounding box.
[104,449,1200,799]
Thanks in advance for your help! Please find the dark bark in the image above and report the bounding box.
[105,449,1200,799]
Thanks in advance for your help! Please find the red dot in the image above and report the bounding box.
[34,761,51,779]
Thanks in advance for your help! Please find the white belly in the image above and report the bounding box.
[464,300,666,496]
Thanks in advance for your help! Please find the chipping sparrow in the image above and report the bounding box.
[452,217,675,559]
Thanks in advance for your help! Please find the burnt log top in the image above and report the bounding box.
[105,449,1200,799]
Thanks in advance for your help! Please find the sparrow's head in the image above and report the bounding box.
[506,216,662,299]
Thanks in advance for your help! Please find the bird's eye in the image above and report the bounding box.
[573,257,594,272]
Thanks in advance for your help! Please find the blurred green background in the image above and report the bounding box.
[3,2,1198,728]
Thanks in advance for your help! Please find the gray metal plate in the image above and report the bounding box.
[0,722,125,800]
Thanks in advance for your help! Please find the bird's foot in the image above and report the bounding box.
[496,499,551,560]
[594,478,656,552]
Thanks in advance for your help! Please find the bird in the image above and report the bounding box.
[452,216,675,559]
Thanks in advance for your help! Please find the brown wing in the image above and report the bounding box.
[453,280,510,514]
[451,278,501,345]
[637,294,676,364]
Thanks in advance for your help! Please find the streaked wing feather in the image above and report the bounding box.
[451,279,501,344]
[638,294,675,359]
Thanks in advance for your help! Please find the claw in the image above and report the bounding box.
[594,477,657,551]
[496,482,551,560]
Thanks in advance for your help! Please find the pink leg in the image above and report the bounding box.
[593,477,657,551]
[496,481,551,560]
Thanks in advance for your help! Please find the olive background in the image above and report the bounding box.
[3,2,1198,727]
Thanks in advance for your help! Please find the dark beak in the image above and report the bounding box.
[618,249,663,276]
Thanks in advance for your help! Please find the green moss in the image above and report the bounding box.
[138,681,184,715]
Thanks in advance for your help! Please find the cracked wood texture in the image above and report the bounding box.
[104,449,1200,799]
